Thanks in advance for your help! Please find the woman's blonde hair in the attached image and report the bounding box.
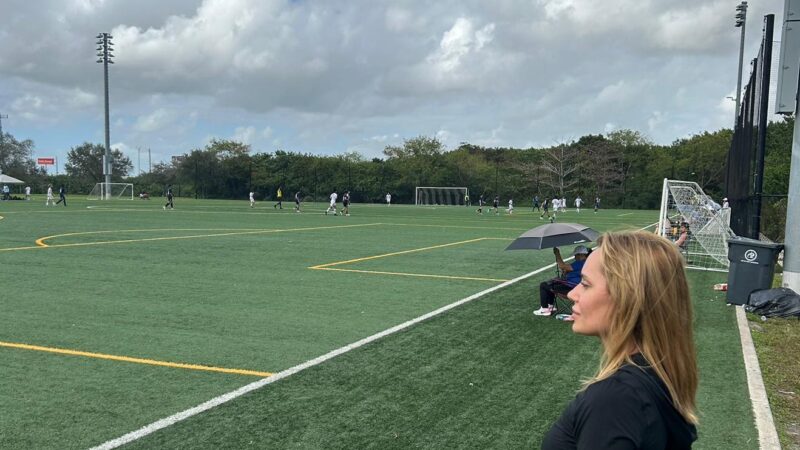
[586,230,699,425]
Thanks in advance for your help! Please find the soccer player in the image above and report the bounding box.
[273,186,283,209]
[533,195,540,212]
[45,185,55,206]
[249,191,255,208]
[326,191,338,215]
[464,192,470,206]
[294,191,301,212]
[342,191,351,216]
[561,197,567,212]
[540,197,551,220]
[385,192,391,206]
[55,185,67,206]
[163,185,174,210]
[492,195,500,215]
[575,196,582,213]
[24,185,31,201]
[507,198,514,215]
[476,195,485,215]
[594,196,601,213]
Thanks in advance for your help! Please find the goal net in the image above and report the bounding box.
[657,179,734,272]
[415,187,469,206]
[88,182,135,200]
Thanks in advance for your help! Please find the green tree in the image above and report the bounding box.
[65,143,133,181]
[0,132,37,178]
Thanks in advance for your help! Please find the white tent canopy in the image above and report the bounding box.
[0,174,25,184]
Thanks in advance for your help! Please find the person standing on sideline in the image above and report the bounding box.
[55,185,67,206]
[326,191,338,215]
[25,185,31,201]
[533,195,540,212]
[2,184,9,200]
[341,191,351,216]
[273,186,283,209]
[163,185,174,210]
[249,190,255,208]
[575,196,582,213]
[722,197,729,209]
[294,191,302,212]
[506,198,514,215]
[541,231,698,449]
[46,185,55,206]
[385,192,391,206]
[594,196,601,213]
[476,194,485,215]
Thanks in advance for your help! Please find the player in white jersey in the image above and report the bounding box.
[561,198,566,212]
[25,186,31,201]
[385,192,391,206]
[326,192,338,215]
[575,196,582,213]
[506,198,514,215]
[45,185,55,206]
[249,191,255,208]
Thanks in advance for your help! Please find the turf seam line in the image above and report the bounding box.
[735,306,781,449]
[89,262,559,450]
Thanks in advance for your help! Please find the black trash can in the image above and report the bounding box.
[726,237,784,305]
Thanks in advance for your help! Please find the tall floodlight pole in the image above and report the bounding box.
[96,33,114,199]
[734,2,748,125]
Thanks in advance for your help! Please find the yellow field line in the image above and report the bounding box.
[311,266,508,282]
[0,341,272,377]
[310,237,491,269]
[34,228,267,247]
[0,223,381,252]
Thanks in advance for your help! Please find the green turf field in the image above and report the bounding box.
[0,197,756,448]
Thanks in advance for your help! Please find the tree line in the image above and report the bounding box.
[0,118,792,239]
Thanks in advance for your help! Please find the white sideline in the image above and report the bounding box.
[90,263,558,449]
[735,306,781,450]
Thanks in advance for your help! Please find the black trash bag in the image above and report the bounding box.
[746,288,800,318]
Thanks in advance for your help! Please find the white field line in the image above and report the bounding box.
[90,262,558,450]
[617,212,633,216]
[90,222,658,449]
[735,307,781,449]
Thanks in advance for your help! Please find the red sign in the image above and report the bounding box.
[37,157,55,165]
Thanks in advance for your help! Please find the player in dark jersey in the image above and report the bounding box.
[294,191,301,213]
[491,196,500,215]
[163,185,174,210]
[476,195,485,215]
[342,191,351,216]
[540,197,551,221]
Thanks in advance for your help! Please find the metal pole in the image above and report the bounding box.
[103,35,111,195]
[783,57,800,293]
[148,148,151,173]
[734,2,748,125]
[752,15,774,239]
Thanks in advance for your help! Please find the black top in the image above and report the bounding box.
[542,354,697,450]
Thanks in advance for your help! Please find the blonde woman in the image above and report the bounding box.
[542,231,698,449]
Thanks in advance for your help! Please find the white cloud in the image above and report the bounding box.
[133,108,177,133]
[232,126,256,144]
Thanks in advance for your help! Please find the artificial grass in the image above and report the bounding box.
[2,198,755,448]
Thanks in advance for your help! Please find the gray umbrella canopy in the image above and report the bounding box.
[505,223,600,250]
[0,174,24,184]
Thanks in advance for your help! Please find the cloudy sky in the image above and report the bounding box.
[0,0,788,173]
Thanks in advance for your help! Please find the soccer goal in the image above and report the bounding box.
[657,179,734,272]
[415,186,469,206]
[87,182,135,200]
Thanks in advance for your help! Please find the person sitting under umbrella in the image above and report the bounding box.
[534,245,590,316]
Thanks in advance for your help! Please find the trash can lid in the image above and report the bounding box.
[727,236,784,251]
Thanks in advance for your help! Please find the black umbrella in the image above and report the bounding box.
[505,223,600,250]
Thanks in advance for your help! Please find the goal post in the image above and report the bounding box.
[657,178,734,272]
[87,182,135,200]
[414,186,469,206]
